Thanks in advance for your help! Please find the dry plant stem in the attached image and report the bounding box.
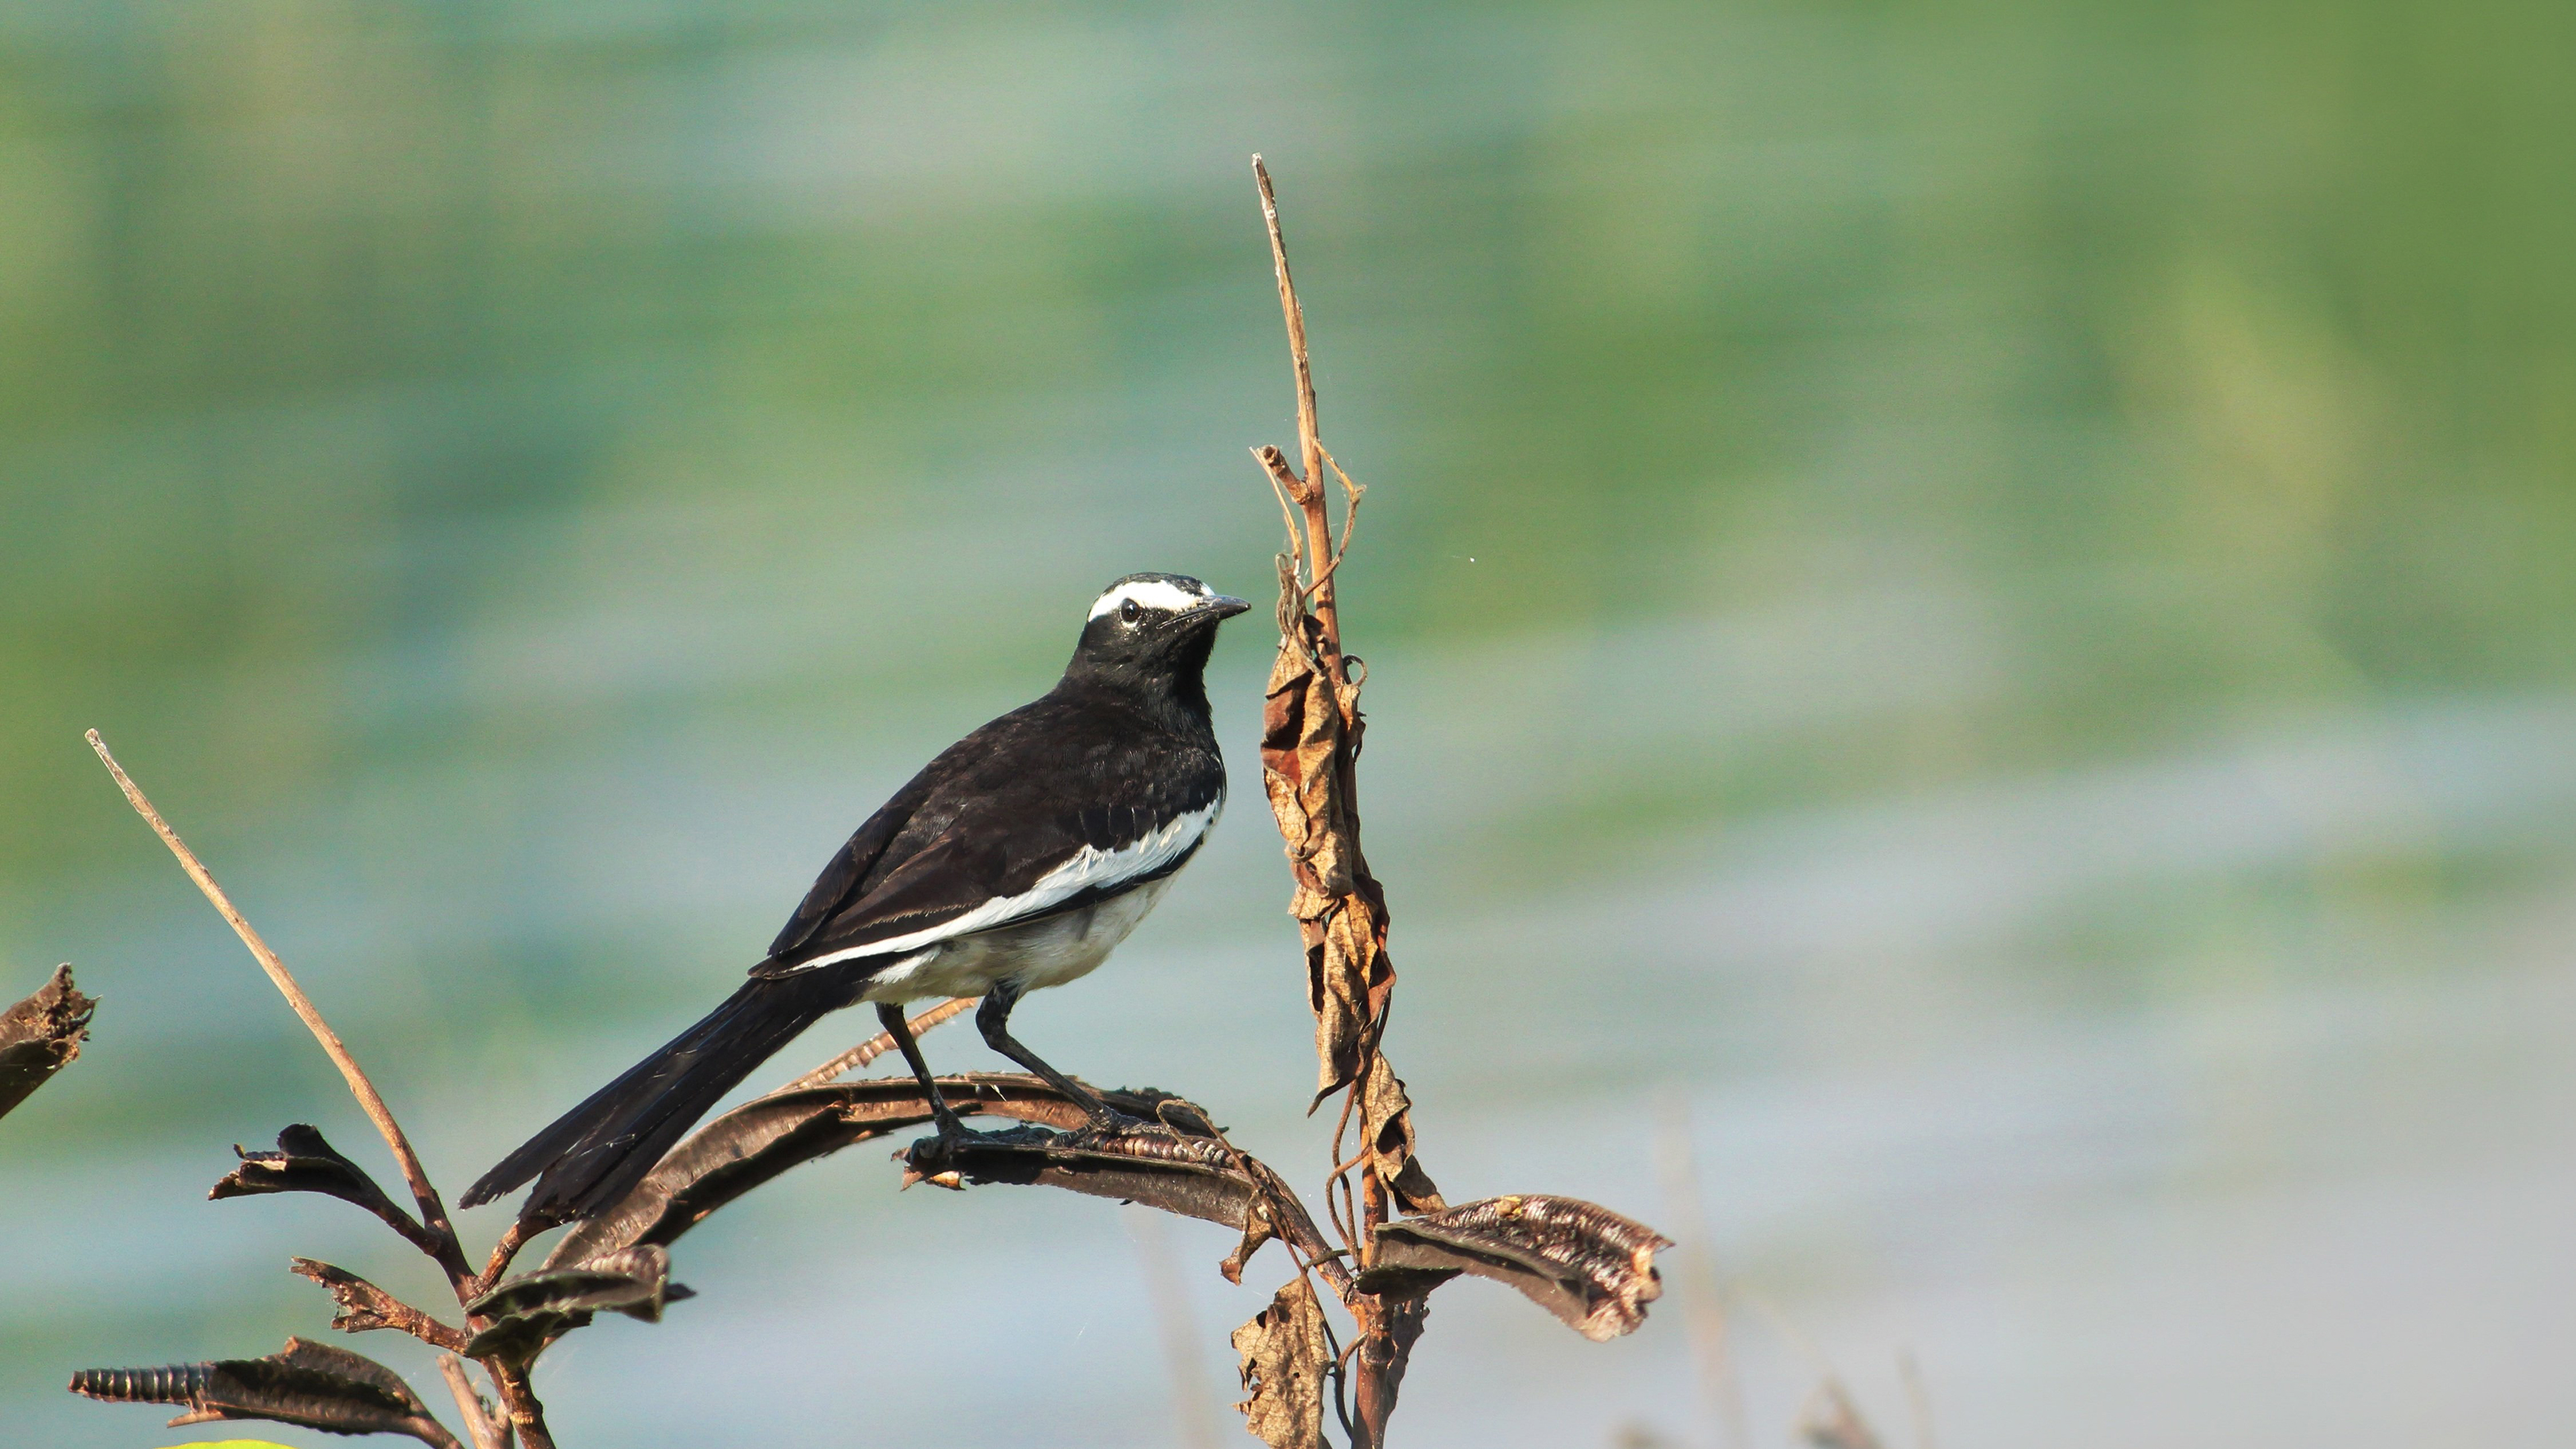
[1658,1093,1750,1449]
[292,1258,471,1351]
[1899,1350,1935,1449]
[1254,153,1428,1449]
[486,1369,555,1449]
[437,1354,508,1449]
[1130,1210,1222,1449]
[472,1222,531,1299]
[1254,154,1342,658]
[86,731,473,1287]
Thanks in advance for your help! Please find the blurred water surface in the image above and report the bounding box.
[2,3,2570,1446]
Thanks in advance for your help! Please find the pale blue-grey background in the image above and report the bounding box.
[2,2,2570,1446]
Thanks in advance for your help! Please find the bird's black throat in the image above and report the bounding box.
[1061,612,1223,738]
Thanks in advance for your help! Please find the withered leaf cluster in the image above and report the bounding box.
[1260,582,1442,1220]
[466,1246,687,1366]
[71,1336,460,1448]
[1241,152,1670,1449]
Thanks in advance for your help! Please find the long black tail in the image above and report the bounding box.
[462,972,851,1222]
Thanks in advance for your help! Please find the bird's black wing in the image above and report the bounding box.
[764,775,936,962]
[751,698,1222,979]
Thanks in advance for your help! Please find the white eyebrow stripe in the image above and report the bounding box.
[1089,578,1208,620]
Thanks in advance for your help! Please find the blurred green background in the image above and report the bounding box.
[3,2,2571,1446]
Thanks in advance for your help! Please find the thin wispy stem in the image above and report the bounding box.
[85,730,470,1284]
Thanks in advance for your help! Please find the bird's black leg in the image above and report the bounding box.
[880,1001,968,1142]
[977,981,1124,1132]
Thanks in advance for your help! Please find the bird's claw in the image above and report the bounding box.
[895,1116,976,1183]
[1061,1106,1154,1149]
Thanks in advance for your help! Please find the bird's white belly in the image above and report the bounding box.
[857,874,1175,1005]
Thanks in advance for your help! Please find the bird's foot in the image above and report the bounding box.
[1060,1105,1159,1150]
[895,1114,977,1189]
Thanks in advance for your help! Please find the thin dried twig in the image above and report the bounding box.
[292,1259,472,1352]
[1899,1350,1935,1449]
[470,1222,531,1301]
[437,1354,510,1449]
[1130,1208,1222,1449]
[1254,154,1340,657]
[85,731,470,1285]
[1657,1093,1750,1449]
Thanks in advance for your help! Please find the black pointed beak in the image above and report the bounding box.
[1203,594,1252,622]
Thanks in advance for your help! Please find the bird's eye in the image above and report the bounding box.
[1120,599,1142,624]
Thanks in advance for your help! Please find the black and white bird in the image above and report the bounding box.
[463,573,1250,1222]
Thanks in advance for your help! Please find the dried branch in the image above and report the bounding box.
[70,1337,462,1448]
[551,1072,1346,1295]
[1658,1094,1750,1449]
[0,963,95,1122]
[85,731,557,1448]
[1254,154,1339,651]
[292,1258,474,1351]
[437,1354,511,1449]
[470,1221,532,1301]
[1798,1378,1888,1449]
[1242,156,1672,1445]
[85,731,471,1286]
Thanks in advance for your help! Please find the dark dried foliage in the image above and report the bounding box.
[216,1124,445,1258]
[1370,1195,1672,1342]
[464,1245,686,1366]
[551,1075,1216,1264]
[0,963,95,1121]
[945,1122,1255,1220]
[70,1336,460,1447]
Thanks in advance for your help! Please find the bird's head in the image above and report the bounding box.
[1067,573,1251,695]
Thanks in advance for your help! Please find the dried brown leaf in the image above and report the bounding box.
[1232,1275,1330,1449]
[1357,1055,1444,1215]
[0,964,94,1122]
[463,1245,686,1366]
[215,1125,441,1258]
[1257,582,1435,1223]
[68,1336,459,1447]
[1368,1195,1671,1342]
[1262,633,1356,898]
